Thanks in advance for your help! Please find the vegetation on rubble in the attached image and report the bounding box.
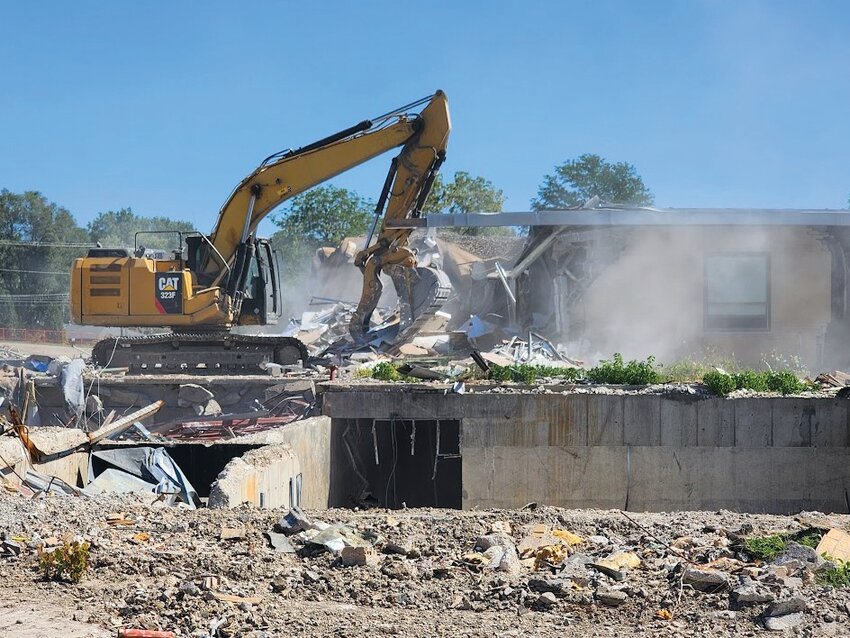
[368,362,404,382]
[38,539,90,583]
[702,368,809,397]
[488,364,582,384]
[818,559,850,587]
[586,353,662,385]
[743,529,823,562]
[487,354,661,385]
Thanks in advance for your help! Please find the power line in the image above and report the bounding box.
[0,240,92,248]
[0,267,68,276]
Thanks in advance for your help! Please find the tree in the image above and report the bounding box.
[88,208,193,251]
[422,171,508,235]
[532,154,654,209]
[0,189,89,329]
[271,185,373,271]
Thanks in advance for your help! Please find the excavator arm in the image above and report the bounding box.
[206,91,451,342]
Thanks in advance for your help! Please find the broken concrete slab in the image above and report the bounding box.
[178,383,215,406]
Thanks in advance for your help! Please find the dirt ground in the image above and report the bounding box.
[1,492,850,637]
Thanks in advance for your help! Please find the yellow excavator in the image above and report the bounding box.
[70,91,451,372]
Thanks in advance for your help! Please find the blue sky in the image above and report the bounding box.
[2,1,849,237]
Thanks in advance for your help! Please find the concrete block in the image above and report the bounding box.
[811,400,849,447]
[772,399,813,447]
[696,398,735,446]
[660,398,698,446]
[587,395,624,446]
[623,396,661,446]
[733,399,773,447]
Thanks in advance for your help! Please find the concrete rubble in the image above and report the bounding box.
[1,497,849,636]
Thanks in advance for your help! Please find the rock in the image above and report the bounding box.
[595,551,641,571]
[588,562,626,582]
[528,576,573,594]
[200,399,222,416]
[772,542,824,574]
[474,533,520,575]
[179,581,200,597]
[764,612,805,631]
[264,531,296,553]
[381,559,416,580]
[483,546,504,569]
[587,535,610,546]
[275,507,312,535]
[217,391,243,407]
[595,589,628,606]
[302,569,321,583]
[731,580,774,604]
[178,383,214,405]
[682,567,727,592]
[714,610,738,620]
[383,537,420,557]
[536,592,557,607]
[764,597,807,617]
[341,546,379,567]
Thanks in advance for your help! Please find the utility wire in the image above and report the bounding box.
[0,267,68,276]
[0,240,92,248]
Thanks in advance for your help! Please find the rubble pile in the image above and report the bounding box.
[1,495,849,637]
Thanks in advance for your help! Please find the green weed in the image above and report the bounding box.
[743,529,824,562]
[818,560,850,587]
[586,353,661,385]
[702,369,809,396]
[489,364,582,384]
[370,362,403,382]
[38,540,90,583]
[744,534,789,561]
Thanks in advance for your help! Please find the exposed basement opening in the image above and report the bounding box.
[333,418,462,509]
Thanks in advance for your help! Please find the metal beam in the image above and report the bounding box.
[385,208,850,229]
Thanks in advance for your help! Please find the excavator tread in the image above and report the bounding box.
[91,332,309,375]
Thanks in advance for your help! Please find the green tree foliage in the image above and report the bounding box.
[532,153,654,209]
[88,208,193,251]
[423,171,508,236]
[0,190,89,329]
[271,185,373,275]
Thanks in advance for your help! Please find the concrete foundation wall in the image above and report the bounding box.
[323,386,850,514]
[208,443,301,509]
[228,416,334,508]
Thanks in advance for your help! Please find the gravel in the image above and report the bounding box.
[1,493,849,637]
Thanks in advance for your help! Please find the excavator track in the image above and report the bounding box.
[91,332,309,375]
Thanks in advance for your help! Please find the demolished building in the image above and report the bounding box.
[388,206,850,371]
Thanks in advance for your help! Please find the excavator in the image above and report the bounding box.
[70,91,451,373]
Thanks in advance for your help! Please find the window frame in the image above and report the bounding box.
[703,251,771,333]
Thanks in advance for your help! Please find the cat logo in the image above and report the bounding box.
[155,273,182,314]
[158,277,179,292]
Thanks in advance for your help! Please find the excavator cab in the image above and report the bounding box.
[237,239,280,326]
[184,233,281,326]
